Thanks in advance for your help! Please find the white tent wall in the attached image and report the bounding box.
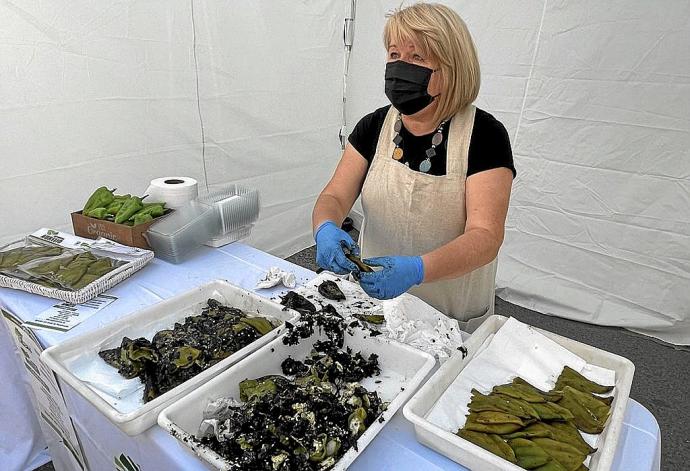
[346,1,690,345]
[192,1,345,256]
[0,1,205,246]
[1,0,346,259]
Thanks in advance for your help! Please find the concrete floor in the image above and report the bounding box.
[35,243,688,471]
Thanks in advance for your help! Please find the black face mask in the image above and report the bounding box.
[385,60,436,115]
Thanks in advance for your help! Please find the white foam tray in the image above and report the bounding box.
[40,280,299,436]
[403,315,635,471]
[159,328,436,470]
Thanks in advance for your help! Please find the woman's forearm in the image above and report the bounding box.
[312,193,349,233]
[421,228,502,282]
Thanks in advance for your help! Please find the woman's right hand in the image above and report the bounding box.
[314,221,358,275]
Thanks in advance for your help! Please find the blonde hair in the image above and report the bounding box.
[384,3,480,123]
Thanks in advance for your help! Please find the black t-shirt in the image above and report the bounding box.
[348,105,516,178]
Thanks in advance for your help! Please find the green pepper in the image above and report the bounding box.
[172,346,201,369]
[87,258,114,277]
[114,196,144,224]
[129,204,165,222]
[309,433,328,462]
[347,407,367,435]
[55,264,88,289]
[30,255,75,275]
[555,366,614,395]
[113,194,131,201]
[83,187,115,213]
[132,213,153,226]
[456,430,517,464]
[239,376,281,402]
[238,317,276,335]
[508,438,551,469]
[85,207,108,219]
[71,273,100,290]
[106,200,125,215]
[531,437,586,471]
[353,313,386,325]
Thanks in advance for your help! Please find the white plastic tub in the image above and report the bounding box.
[403,315,634,471]
[158,328,436,470]
[40,280,299,436]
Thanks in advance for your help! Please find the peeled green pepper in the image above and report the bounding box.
[530,401,575,421]
[534,460,568,471]
[238,317,275,335]
[508,438,551,469]
[85,207,108,219]
[531,437,586,471]
[83,187,115,213]
[72,273,100,290]
[115,196,144,224]
[544,422,597,455]
[29,255,75,275]
[558,386,610,434]
[555,366,614,395]
[494,384,547,403]
[456,430,517,464]
[470,389,540,420]
[86,258,114,277]
[55,264,88,289]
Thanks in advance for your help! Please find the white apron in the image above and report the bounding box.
[359,105,497,330]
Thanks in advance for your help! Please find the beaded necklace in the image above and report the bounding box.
[391,113,447,173]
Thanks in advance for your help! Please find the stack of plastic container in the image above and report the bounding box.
[145,184,260,263]
[198,184,260,248]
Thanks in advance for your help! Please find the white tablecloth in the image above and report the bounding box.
[0,244,661,471]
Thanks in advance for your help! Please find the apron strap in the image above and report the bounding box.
[446,105,476,177]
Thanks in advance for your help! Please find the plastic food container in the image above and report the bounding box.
[159,328,436,470]
[198,184,259,232]
[204,224,254,248]
[403,315,635,471]
[145,200,220,263]
[40,280,300,436]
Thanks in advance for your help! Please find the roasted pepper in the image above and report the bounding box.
[531,437,586,471]
[83,187,115,213]
[457,430,517,464]
[85,207,108,219]
[238,317,275,335]
[86,258,114,277]
[508,438,551,469]
[115,196,144,224]
[555,366,614,395]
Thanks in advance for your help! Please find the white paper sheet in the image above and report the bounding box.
[427,318,615,449]
[291,272,464,361]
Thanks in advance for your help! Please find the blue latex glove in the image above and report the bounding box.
[358,255,424,300]
[314,220,359,275]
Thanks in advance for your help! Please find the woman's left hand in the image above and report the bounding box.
[358,255,424,299]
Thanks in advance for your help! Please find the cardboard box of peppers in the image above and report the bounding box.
[81,186,168,226]
[72,186,171,249]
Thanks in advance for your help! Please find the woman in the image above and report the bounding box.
[312,3,515,327]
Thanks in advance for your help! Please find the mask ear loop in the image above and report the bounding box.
[430,69,440,100]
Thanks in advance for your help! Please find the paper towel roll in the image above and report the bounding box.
[145,177,198,209]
